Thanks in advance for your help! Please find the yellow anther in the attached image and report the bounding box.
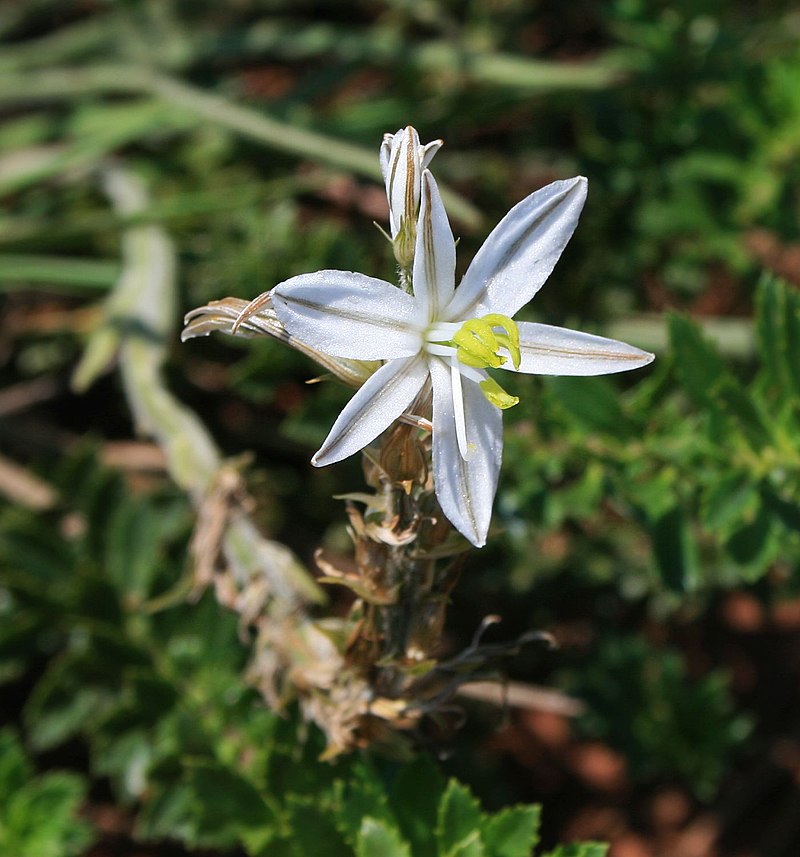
[479,377,520,410]
[453,319,504,368]
[481,314,521,369]
[443,314,521,371]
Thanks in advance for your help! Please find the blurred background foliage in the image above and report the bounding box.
[2,0,800,855]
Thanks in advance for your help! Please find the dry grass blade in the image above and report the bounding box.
[0,454,58,510]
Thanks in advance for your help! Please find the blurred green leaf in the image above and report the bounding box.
[725,505,778,575]
[285,799,353,857]
[390,753,446,857]
[333,762,395,845]
[436,780,485,857]
[482,805,541,857]
[543,844,608,857]
[183,760,277,849]
[0,730,93,857]
[356,817,411,857]
[563,637,749,797]
[548,376,634,437]
[650,506,698,593]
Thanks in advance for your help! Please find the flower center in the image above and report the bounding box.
[425,314,521,409]
[452,314,521,371]
[425,314,522,460]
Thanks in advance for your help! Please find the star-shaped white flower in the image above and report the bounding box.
[271,170,653,547]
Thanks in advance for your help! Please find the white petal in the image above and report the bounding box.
[511,322,655,375]
[271,271,423,360]
[413,170,456,322]
[421,139,443,168]
[444,176,588,321]
[379,131,397,180]
[313,355,429,466]
[429,357,503,548]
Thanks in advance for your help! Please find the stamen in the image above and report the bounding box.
[429,314,521,372]
[449,358,473,460]
[426,343,457,357]
[480,377,519,410]
[482,313,521,369]
[426,323,459,341]
[456,363,484,384]
[453,319,504,368]
[426,315,522,419]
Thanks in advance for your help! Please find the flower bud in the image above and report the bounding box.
[379,126,443,268]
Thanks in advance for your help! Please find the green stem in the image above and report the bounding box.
[79,163,323,610]
[0,254,118,290]
[0,14,109,70]
[210,19,626,91]
[0,64,482,229]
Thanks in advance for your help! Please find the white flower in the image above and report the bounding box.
[379,126,443,267]
[271,170,653,547]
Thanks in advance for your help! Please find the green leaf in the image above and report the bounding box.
[104,498,163,600]
[26,682,113,751]
[0,731,93,857]
[135,783,197,843]
[390,754,445,857]
[701,474,759,535]
[184,760,277,849]
[482,804,541,857]
[285,798,353,857]
[782,283,800,397]
[435,780,485,857]
[0,516,73,586]
[333,761,395,845]
[2,773,93,857]
[714,379,770,449]
[0,728,31,793]
[761,485,800,532]
[356,817,411,857]
[548,377,633,437]
[670,313,769,449]
[634,468,678,521]
[668,313,729,410]
[755,274,800,402]
[725,505,778,575]
[542,843,608,857]
[90,728,154,801]
[756,274,790,398]
[0,253,118,291]
[264,716,346,801]
[650,506,698,593]
[563,637,748,795]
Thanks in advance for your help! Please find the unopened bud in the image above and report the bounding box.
[379,126,443,269]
